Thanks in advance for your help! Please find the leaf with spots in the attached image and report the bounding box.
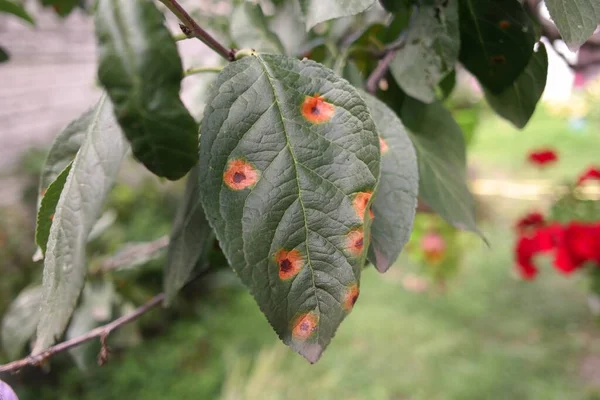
[484,42,548,129]
[199,53,380,362]
[458,0,536,94]
[33,94,129,354]
[360,91,419,272]
[297,0,377,31]
[545,0,600,51]
[231,2,285,54]
[95,0,198,180]
[36,162,72,254]
[390,0,460,103]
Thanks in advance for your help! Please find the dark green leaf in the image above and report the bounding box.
[545,0,600,51]
[390,0,460,103]
[1,286,43,360]
[360,91,418,272]
[401,97,479,234]
[40,0,78,16]
[36,162,72,254]
[0,0,34,24]
[438,69,456,100]
[199,53,380,362]
[165,166,216,304]
[298,0,376,31]
[231,2,285,54]
[484,42,548,129]
[95,0,198,180]
[0,46,8,63]
[458,0,535,93]
[379,0,413,13]
[32,94,129,354]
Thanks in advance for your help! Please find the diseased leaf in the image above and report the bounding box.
[165,166,216,304]
[458,0,535,93]
[360,91,418,272]
[231,2,285,54]
[199,53,380,362]
[36,162,72,254]
[545,0,600,51]
[0,0,34,24]
[33,94,129,354]
[484,42,548,129]
[95,0,198,180]
[298,0,376,31]
[1,286,43,360]
[390,0,459,103]
[401,96,479,234]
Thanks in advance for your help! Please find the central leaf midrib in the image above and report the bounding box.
[255,55,322,332]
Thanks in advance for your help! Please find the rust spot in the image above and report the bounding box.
[499,20,510,29]
[491,55,506,65]
[50,213,54,220]
[223,159,259,190]
[352,192,372,220]
[379,137,389,154]
[292,312,318,340]
[344,284,360,310]
[274,249,304,280]
[346,229,364,256]
[40,189,47,197]
[301,94,335,124]
[369,206,375,220]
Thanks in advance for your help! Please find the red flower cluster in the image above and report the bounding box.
[515,212,600,280]
[577,166,600,185]
[527,149,558,167]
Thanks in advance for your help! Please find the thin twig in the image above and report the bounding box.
[366,50,398,94]
[99,236,169,271]
[185,65,224,76]
[158,0,234,61]
[0,293,165,375]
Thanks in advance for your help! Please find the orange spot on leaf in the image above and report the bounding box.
[379,137,389,154]
[301,94,335,124]
[344,284,359,310]
[223,159,259,190]
[275,249,304,280]
[346,229,364,256]
[491,55,506,65]
[50,213,54,220]
[292,312,318,340]
[352,192,372,221]
[499,20,510,29]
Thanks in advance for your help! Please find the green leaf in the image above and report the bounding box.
[231,2,285,54]
[32,94,129,354]
[458,0,535,94]
[40,0,78,16]
[484,42,548,129]
[165,166,216,304]
[0,0,34,24]
[379,0,413,13]
[438,69,456,100]
[298,0,377,31]
[36,162,72,254]
[360,91,418,272]
[1,286,43,360]
[199,53,380,362]
[545,0,600,51]
[390,0,460,103]
[0,46,8,63]
[95,0,198,181]
[270,1,307,56]
[401,97,479,234]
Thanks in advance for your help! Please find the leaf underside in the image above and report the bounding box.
[545,0,600,51]
[298,0,377,31]
[199,53,380,362]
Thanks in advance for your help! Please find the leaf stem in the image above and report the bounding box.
[158,0,234,61]
[185,65,224,76]
[172,32,190,42]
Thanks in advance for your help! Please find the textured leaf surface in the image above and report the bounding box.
[165,166,216,304]
[199,53,380,362]
[545,0,600,51]
[36,163,72,254]
[95,0,198,180]
[390,0,459,103]
[1,286,42,360]
[298,0,376,30]
[401,97,479,234]
[484,43,548,129]
[33,94,129,354]
[458,0,535,94]
[361,92,418,272]
[0,0,34,24]
[231,2,284,54]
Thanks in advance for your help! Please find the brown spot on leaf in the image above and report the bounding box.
[223,159,259,190]
[491,55,506,65]
[499,20,510,29]
[274,249,304,280]
[352,192,372,221]
[301,94,335,124]
[292,312,318,340]
[346,229,364,256]
[344,283,359,310]
[50,213,54,220]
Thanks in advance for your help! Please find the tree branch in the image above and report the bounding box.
[158,0,234,61]
[0,293,165,375]
[98,236,169,271]
[366,50,398,94]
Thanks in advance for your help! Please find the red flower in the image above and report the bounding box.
[515,212,545,233]
[577,166,600,185]
[554,222,600,273]
[527,149,558,167]
[515,235,540,280]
